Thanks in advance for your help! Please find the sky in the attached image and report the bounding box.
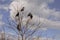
[0,0,60,40]
[48,0,60,11]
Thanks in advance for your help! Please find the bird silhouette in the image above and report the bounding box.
[15,7,24,31]
[20,7,24,11]
[15,7,24,17]
[16,12,19,16]
[17,24,21,31]
[27,13,33,19]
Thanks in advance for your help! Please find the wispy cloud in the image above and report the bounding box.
[0,14,5,26]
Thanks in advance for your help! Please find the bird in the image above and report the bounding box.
[15,12,20,31]
[20,7,24,12]
[16,12,19,17]
[27,12,33,19]
[15,7,24,31]
[15,7,24,17]
[17,24,21,31]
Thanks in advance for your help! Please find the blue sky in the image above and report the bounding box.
[48,0,60,11]
[0,0,60,40]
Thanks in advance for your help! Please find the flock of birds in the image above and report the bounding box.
[15,7,33,31]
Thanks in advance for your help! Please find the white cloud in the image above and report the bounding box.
[40,17,60,29]
[22,0,54,5]
[9,0,54,20]
[9,0,55,21]
[28,15,60,29]
[0,5,9,11]
[9,0,60,29]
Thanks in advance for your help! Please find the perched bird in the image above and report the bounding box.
[17,24,21,31]
[27,13,33,19]
[20,7,24,12]
[24,13,33,24]
[15,7,24,17]
[15,12,20,31]
[15,7,24,31]
[16,12,19,17]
